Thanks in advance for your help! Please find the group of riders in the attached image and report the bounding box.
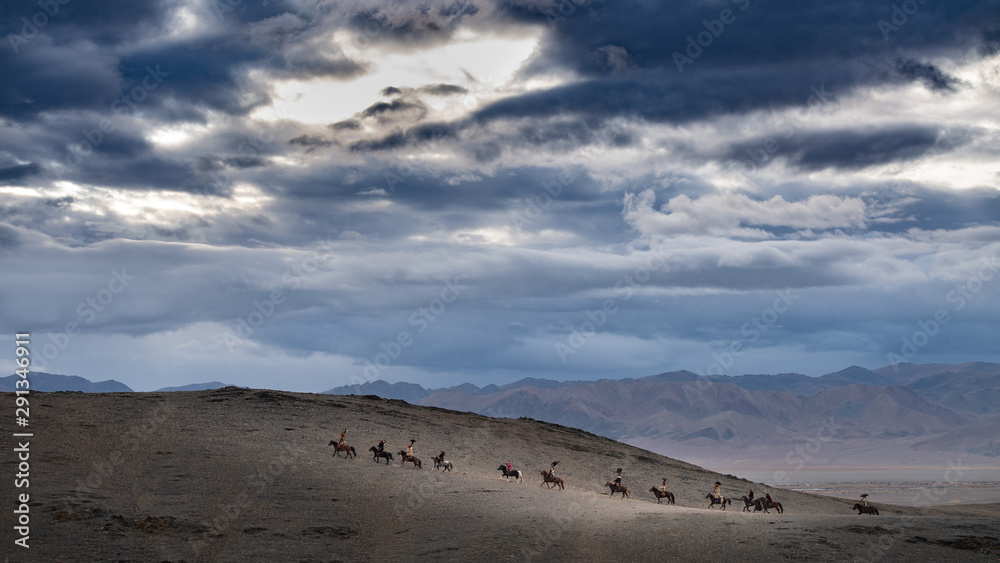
[338,430,875,510]
[339,429,447,466]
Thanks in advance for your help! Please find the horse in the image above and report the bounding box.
[498,465,523,482]
[705,493,731,509]
[853,503,879,515]
[540,470,565,490]
[433,455,453,472]
[740,495,755,512]
[369,446,393,464]
[756,499,783,514]
[397,450,422,469]
[605,480,630,499]
[328,440,356,459]
[649,487,675,504]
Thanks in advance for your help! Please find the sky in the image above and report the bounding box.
[1,0,999,393]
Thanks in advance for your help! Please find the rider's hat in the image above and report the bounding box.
[715,481,721,486]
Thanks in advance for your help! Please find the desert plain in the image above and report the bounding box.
[1,388,998,562]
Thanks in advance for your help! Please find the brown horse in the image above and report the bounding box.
[705,493,731,509]
[649,487,675,504]
[605,481,630,498]
[327,440,356,458]
[397,450,422,469]
[540,470,565,490]
[853,503,879,515]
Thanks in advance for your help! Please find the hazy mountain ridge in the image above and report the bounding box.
[12,363,999,461]
[406,363,1000,460]
[0,371,132,393]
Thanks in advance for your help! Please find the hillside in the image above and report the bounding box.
[2,389,997,562]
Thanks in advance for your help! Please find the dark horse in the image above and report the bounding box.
[541,470,565,490]
[649,487,676,504]
[756,499,783,514]
[605,481,630,499]
[498,465,523,482]
[328,440,356,459]
[740,495,755,512]
[853,503,879,515]
[397,451,421,469]
[369,446,393,464]
[705,493,731,509]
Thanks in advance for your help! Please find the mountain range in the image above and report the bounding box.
[10,363,999,467]
[326,362,1000,466]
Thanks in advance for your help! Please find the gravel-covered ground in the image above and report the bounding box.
[2,388,997,562]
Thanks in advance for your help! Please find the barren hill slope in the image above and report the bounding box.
[2,389,997,562]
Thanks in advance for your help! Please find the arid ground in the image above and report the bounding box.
[2,388,998,562]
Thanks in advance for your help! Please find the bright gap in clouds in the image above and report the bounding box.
[256,29,544,125]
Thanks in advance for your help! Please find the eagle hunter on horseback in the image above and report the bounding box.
[328,428,356,458]
[399,438,421,468]
[541,461,564,489]
[370,439,393,464]
[650,478,675,504]
[706,481,731,509]
[605,467,630,498]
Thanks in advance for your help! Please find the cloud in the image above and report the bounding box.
[624,191,871,239]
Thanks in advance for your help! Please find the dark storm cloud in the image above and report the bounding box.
[359,99,428,120]
[419,83,468,96]
[474,0,998,127]
[892,58,960,92]
[1,0,169,47]
[330,119,362,131]
[380,83,467,96]
[0,162,41,182]
[724,125,950,172]
[288,134,334,151]
[348,1,480,46]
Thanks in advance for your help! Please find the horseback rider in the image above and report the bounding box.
[506,460,513,473]
[406,439,415,458]
[765,490,774,507]
[613,467,623,489]
[338,429,347,447]
[712,481,722,503]
[376,439,385,453]
[436,450,445,465]
[860,493,868,507]
[660,478,668,495]
[747,488,754,503]
[548,460,559,480]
